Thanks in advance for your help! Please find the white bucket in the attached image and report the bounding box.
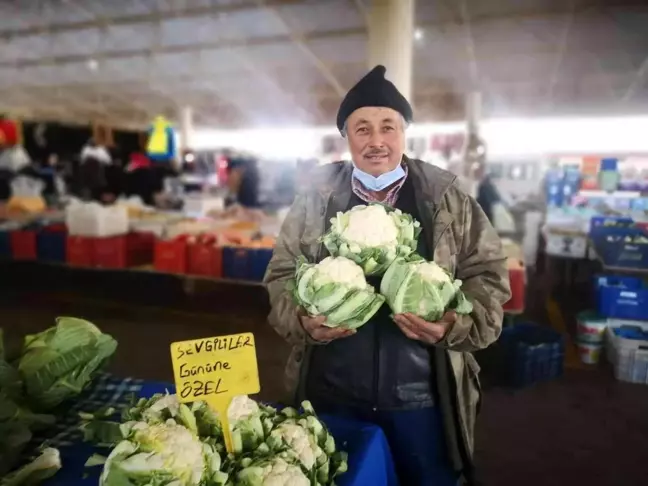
[577,341,603,365]
[576,311,608,344]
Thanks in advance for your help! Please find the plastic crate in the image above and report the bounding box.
[223,246,251,280]
[596,275,648,321]
[154,238,188,274]
[589,219,648,269]
[0,230,10,258]
[93,233,155,269]
[497,323,565,387]
[187,242,223,278]
[503,266,525,313]
[10,230,37,260]
[605,321,648,385]
[248,248,273,281]
[66,236,94,267]
[36,224,67,263]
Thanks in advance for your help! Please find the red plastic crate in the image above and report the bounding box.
[503,266,526,313]
[187,242,223,278]
[10,230,37,260]
[66,236,94,267]
[154,238,188,274]
[93,233,155,269]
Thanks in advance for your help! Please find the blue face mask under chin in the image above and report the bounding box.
[352,163,406,192]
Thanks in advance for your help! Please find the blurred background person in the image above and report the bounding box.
[225,155,260,209]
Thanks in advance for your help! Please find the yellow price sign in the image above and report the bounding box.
[170,332,260,453]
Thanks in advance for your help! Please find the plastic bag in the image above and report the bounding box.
[492,202,516,234]
[7,176,46,214]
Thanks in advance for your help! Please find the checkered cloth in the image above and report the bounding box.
[20,373,143,460]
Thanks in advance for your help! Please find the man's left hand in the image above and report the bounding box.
[393,311,457,345]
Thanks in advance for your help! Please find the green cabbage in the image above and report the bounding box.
[0,447,61,486]
[291,256,384,329]
[381,257,473,321]
[18,317,117,410]
[321,203,421,276]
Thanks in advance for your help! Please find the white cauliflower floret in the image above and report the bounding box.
[143,394,180,420]
[341,205,399,248]
[133,422,205,485]
[315,256,366,289]
[227,395,260,421]
[275,423,322,470]
[416,261,451,284]
[260,458,310,486]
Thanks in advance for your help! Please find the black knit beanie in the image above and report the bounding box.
[336,65,413,134]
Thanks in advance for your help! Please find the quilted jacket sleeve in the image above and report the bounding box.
[263,195,311,346]
[438,194,512,352]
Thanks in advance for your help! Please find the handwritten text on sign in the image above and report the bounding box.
[170,333,260,402]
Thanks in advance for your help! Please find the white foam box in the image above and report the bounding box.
[605,319,648,385]
[544,231,588,258]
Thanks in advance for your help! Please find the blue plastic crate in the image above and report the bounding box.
[498,323,565,388]
[222,247,251,280]
[589,221,648,269]
[589,216,634,236]
[0,230,10,258]
[248,248,274,282]
[597,284,648,321]
[36,229,67,263]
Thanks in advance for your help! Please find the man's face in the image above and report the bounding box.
[345,106,405,177]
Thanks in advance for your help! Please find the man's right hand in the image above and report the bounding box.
[299,311,356,343]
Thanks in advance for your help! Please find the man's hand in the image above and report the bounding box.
[299,310,355,343]
[393,311,457,345]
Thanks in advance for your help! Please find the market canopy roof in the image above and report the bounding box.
[0,0,647,129]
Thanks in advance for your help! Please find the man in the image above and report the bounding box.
[264,65,510,485]
[474,163,501,225]
[225,156,261,209]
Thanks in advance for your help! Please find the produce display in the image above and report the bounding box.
[291,204,474,325]
[380,256,473,321]
[291,256,385,329]
[81,393,348,486]
[0,318,117,485]
[321,204,420,276]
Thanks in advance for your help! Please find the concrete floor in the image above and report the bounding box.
[2,261,648,486]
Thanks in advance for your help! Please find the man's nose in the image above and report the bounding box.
[368,132,385,147]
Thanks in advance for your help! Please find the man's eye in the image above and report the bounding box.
[383,126,395,132]
[356,127,368,133]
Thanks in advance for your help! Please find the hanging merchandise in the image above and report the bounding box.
[0,117,21,147]
[146,116,177,161]
[580,156,600,190]
[598,158,620,192]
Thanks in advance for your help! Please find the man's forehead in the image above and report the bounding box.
[348,107,400,124]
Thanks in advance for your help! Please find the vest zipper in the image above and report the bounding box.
[373,317,380,411]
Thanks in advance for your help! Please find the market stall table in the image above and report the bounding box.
[24,375,397,486]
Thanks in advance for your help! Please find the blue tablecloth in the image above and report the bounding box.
[31,377,397,486]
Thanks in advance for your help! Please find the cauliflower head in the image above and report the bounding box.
[321,203,421,276]
[236,457,309,486]
[340,204,399,249]
[101,421,213,486]
[292,256,384,329]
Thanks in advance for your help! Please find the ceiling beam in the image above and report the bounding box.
[255,0,346,97]
[621,55,648,102]
[4,3,644,70]
[0,0,304,39]
[547,3,575,107]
